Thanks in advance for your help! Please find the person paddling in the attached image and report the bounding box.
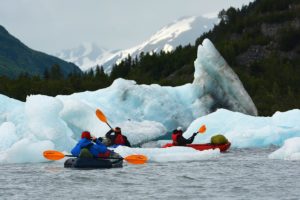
[106,127,131,147]
[172,127,197,146]
[71,131,112,158]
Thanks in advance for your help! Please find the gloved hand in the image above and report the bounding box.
[91,136,97,142]
[192,132,198,137]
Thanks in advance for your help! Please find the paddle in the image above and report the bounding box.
[43,150,148,165]
[197,125,206,134]
[96,109,113,129]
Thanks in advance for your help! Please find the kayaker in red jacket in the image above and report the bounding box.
[106,127,131,147]
[172,127,197,146]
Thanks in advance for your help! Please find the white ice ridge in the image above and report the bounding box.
[0,39,258,163]
[182,109,300,159]
[269,137,300,160]
[194,39,257,116]
[114,146,220,163]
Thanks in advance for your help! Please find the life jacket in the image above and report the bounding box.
[172,131,180,145]
[114,133,125,145]
[98,151,111,158]
[71,138,110,158]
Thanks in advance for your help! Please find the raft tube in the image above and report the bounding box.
[64,157,123,169]
[162,142,231,152]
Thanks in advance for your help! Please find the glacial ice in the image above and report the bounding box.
[114,146,220,163]
[194,39,257,116]
[0,38,298,164]
[268,137,300,160]
[182,109,300,148]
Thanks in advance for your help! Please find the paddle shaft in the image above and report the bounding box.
[106,122,113,130]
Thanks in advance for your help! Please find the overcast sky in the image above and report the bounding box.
[0,0,253,54]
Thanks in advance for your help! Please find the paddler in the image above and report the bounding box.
[172,127,197,146]
[71,131,112,158]
[105,127,131,147]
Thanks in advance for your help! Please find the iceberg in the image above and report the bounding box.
[194,39,257,116]
[114,146,220,163]
[269,137,300,160]
[0,39,258,163]
[182,109,300,148]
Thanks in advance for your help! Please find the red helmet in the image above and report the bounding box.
[81,131,91,139]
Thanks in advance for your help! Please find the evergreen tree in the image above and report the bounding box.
[49,64,63,79]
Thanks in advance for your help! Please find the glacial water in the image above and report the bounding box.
[1,147,300,200]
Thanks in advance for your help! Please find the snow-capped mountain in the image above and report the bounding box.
[56,15,218,72]
[55,43,117,71]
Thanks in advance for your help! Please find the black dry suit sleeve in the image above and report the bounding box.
[187,134,196,144]
[177,136,188,146]
[106,129,114,137]
[124,136,131,147]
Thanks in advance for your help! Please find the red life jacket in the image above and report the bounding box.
[114,133,125,145]
[172,132,179,145]
[98,151,110,158]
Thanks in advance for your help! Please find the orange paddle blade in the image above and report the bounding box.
[124,154,148,165]
[43,150,65,160]
[96,109,108,123]
[198,125,206,134]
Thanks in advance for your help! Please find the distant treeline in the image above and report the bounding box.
[1,0,300,116]
[0,64,111,101]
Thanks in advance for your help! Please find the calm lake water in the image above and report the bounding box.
[1,147,300,200]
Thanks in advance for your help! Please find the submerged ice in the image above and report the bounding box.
[0,38,298,163]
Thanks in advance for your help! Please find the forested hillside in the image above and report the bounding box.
[0,25,82,78]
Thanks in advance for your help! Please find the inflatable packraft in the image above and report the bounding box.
[64,157,123,169]
[162,142,231,152]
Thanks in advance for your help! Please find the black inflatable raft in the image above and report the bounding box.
[64,157,123,169]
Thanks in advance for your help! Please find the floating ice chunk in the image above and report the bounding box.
[114,146,220,163]
[183,109,300,148]
[0,138,55,163]
[269,137,300,160]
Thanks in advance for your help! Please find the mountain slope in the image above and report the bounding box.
[57,16,217,72]
[0,25,82,78]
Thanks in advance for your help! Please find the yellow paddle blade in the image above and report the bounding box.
[43,150,65,160]
[96,109,108,123]
[198,125,206,134]
[124,154,148,165]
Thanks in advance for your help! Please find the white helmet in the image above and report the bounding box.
[177,126,183,131]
